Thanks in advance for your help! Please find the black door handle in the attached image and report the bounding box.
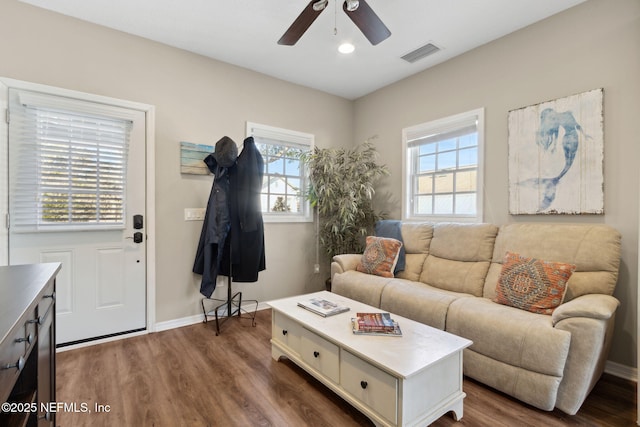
[127,232,144,244]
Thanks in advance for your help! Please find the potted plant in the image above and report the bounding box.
[301,140,388,287]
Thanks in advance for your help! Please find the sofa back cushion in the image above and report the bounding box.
[419,223,499,296]
[483,223,621,301]
[394,223,433,282]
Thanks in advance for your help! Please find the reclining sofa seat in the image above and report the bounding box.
[330,222,621,415]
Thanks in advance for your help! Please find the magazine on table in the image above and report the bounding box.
[297,297,350,317]
[354,312,396,331]
[351,315,403,337]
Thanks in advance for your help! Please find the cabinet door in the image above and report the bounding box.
[37,283,56,426]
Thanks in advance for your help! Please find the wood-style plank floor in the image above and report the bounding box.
[57,309,637,427]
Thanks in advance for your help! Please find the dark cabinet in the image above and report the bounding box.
[0,263,60,427]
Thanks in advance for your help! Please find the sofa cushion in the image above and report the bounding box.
[356,236,403,278]
[331,270,392,308]
[399,223,433,254]
[484,223,621,301]
[395,254,427,282]
[494,252,575,315]
[447,297,571,378]
[380,279,471,331]
[419,223,498,296]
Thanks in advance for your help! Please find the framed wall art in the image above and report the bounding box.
[508,88,604,215]
[180,141,214,175]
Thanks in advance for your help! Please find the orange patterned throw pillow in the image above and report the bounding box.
[356,236,403,278]
[494,252,576,315]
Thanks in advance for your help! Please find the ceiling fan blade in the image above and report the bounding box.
[278,1,327,46]
[343,0,391,45]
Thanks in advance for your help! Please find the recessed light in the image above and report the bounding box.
[338,43,355,54]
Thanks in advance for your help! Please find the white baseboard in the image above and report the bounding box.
[604,360,637,382]
[154,313,204,332]
[155,302,271,332]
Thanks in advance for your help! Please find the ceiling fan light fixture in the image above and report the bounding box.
[345,0,360,12]
[338,42,355,54]
[313,0,328,12]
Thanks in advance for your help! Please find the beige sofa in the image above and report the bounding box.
[330,222,621,415]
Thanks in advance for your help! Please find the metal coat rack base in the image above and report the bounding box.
[201,276,257,336]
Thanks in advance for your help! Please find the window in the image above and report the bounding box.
[246,122,313,223]
[9,89,133,231]
[403,108,484,222]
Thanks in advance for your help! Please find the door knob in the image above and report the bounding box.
[127,232,144,243]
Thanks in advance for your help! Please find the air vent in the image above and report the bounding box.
[401,43,441,63]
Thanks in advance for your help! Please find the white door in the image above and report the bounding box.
[7,87,147,345]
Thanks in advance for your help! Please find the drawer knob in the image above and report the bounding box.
[27,316,43,325]
[360,380,368,389]
[44,292,56,301]
[4,356,25,372]
[313,351,320,358]
[282,330,288,336]
[15,333,34,345]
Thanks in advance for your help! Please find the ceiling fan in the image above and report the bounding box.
[278,0,391,46]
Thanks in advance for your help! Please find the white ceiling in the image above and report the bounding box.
[20,0,586,100]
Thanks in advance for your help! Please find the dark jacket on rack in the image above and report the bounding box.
[224,136,266,282]
[193,137,238,298]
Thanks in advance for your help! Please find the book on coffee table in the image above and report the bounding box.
[354,312,396,331]
[351,315,403,337]
[297,297,350,317]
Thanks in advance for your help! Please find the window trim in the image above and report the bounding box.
[402,108,485,223]
[246,122,314,223]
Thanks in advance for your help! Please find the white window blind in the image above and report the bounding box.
[9,90,132,231]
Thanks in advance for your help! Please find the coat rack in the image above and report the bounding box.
[194,136,264,335]
[201,241,258,335]
[201,279,258,336]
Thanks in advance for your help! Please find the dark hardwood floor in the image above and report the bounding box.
[57,309,637,427]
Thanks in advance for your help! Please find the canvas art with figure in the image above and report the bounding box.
[508,89,604,215]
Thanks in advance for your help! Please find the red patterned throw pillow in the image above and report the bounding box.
[494,252,576,315]
[356,236,403,278]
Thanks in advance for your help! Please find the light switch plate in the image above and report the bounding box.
[184,208,206,221]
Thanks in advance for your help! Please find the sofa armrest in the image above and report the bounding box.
[551,294,620,325]
[330,254,361,280]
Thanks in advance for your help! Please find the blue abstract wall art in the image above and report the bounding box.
[508,89,604,215]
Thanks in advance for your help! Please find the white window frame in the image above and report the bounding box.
[246,122,314,223]
[402,108,485,223]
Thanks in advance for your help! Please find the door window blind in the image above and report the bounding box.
[9,90,132,231]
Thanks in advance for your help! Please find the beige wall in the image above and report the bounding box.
[0,0,637,371]
[353,0,640,368]
[0,0,351,322]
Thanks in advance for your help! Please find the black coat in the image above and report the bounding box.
[192,154,233,298]
[193,137,265,297]
[224,137,266,282]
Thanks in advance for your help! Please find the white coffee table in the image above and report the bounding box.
[268,291,472,427]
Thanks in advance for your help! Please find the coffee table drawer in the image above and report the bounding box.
[272,312,302,355]
[341,349,398,424]
[301,329,340,383]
